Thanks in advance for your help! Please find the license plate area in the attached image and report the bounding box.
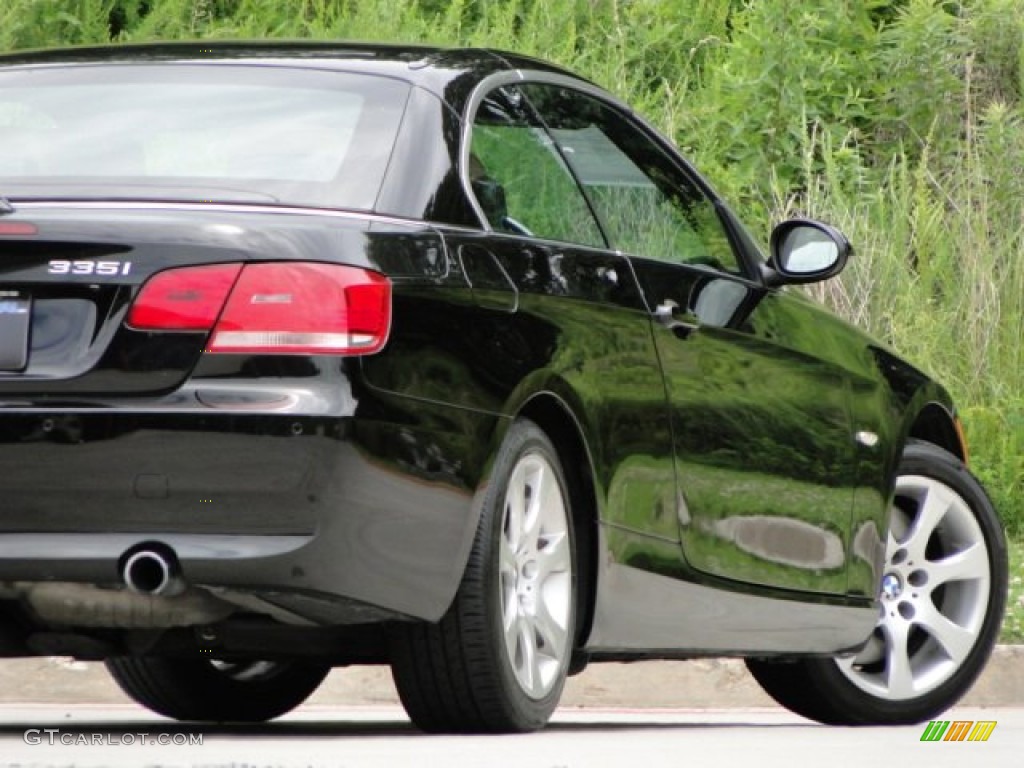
[0,290,31,371]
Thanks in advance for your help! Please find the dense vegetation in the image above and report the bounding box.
[2,1,1023,550]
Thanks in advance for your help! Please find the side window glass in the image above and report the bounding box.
[522,84,742,274]
[469,85,605,248]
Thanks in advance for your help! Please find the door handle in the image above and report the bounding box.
[654,300,700,338]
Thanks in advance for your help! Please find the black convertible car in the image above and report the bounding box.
[0,42,1007,732]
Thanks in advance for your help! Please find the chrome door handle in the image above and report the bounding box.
[654,300,700,337]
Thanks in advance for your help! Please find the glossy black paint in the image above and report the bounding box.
[0,207,453,395]
[0,42,967,660]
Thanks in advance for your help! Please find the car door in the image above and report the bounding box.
[522,82,859,595]
[454,81,681,547]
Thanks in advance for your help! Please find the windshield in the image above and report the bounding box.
[0,64,410,209]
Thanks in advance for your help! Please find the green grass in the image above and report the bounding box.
[1004,537,1024,642]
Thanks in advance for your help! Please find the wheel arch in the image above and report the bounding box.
[516,391,601,659]
[906,401,967,464]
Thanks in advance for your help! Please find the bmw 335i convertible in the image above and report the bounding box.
[0,41,1008,732]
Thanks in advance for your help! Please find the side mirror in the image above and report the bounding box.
[765,219,851,286]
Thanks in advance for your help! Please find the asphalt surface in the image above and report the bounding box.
[0,650,1019,767]
[1,705,1020,768]
[1,645,1021,709]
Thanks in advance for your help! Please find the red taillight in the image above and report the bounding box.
[210,262,391,355]
[0,222,38,236]
[127,264,242,331]
[127,262,391,356]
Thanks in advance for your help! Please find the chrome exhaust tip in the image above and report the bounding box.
[122,547,183,596]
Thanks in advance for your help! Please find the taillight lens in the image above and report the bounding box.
[210,262,390,354]
[127,263,242,331]
[0,222,38,236]
[127,262,391,356]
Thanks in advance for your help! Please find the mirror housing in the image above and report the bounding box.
[763,219,851,286]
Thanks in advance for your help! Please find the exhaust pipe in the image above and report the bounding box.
[122,546,184,597]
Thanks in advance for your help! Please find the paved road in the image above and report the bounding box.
[0,705,1019,768]
[5,646,1023,709]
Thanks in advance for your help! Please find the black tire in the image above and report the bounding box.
[746,440,1007,724]
[106,657,329,722]
[389,419,577,733]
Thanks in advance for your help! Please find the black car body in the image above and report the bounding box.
[0,42,1006,732]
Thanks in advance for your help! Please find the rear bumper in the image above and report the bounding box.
[0,403,496,624]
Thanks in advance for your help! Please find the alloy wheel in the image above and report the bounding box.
[209,659,282,682]
[498,452,573,700]
[835,474,991,700]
